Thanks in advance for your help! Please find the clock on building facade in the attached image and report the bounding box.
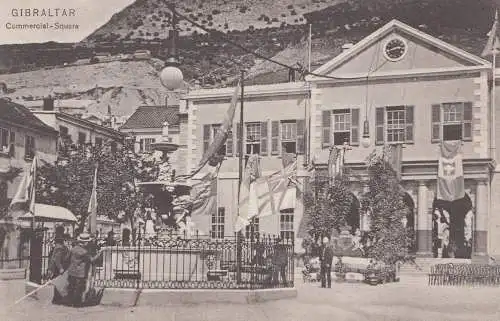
[383,36,408,61]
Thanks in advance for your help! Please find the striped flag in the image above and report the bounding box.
[87,166,98,235]
[196,81,240,172]
[388,143,403,180]
[190,164,221,218]
[482,10,500,57]
[10,156,37,215]
[235,154,261,232]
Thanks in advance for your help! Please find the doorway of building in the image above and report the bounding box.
[432,194,473,259]
[403,193,416,252]
[346,193,360,234]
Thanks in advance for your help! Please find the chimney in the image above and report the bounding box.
[43,96,55,111]
[342,43,354,53]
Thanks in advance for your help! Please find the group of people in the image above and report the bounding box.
[47,228,103,307]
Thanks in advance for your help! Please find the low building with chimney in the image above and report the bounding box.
[32,97,126,151]
[119,101,188,176]
[184,19,500,262]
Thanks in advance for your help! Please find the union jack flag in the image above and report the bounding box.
[252,154,298,218]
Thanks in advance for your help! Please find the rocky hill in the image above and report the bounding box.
[0,0,498,116]
[0,59,176,117]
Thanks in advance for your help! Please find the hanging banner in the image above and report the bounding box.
[437,141,465,202]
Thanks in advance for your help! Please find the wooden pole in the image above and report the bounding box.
[236,69,245,284]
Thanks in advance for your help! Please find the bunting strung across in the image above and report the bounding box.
[437,141,465,202]
[235,154,261,232]
[10,156,37,215]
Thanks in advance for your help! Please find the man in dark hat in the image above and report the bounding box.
[66,233,102,307]
[271,237,289,286]
[48,235,69,304]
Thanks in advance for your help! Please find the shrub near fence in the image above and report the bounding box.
[93,235,294,290]
[429,263,500,286]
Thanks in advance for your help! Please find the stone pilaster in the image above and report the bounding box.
[474,180,488,256]
[416,181,432,255]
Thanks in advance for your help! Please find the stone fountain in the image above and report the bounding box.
[137,122,193,237]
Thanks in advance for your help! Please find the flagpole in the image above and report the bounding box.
[308,24,312,72]
[236,69,245,284]
[492,51,496,159]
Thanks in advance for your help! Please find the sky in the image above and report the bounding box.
[0,0,136,44]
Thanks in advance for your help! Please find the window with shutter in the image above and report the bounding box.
[281,121,297,154]
[431,104,441,143]
[246,123,261,155]
[296,119,305,154]
[405,106,414,143]
[462,102,472,141]
[203,124,211,155]
[442,103,463,141]
[350,108,359,146]
[375,107,385,145]
[322,110,331,148]
[332,109,351,145]
[271,121,280,155]
[260,121,268,156]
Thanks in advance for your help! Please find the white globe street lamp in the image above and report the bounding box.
[160,66,184,91]
[361,119,371,148]
[160,3,184,91]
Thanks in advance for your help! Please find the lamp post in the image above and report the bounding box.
[361,119,371,148]
[159,2,184,92]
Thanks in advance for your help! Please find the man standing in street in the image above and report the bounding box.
[48,235,69,304]
[66,233,102,307]
[319,236,334,288]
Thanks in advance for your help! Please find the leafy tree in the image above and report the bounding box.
[36,142,159,242]
[303,173,354,244]
[361,149,414,264]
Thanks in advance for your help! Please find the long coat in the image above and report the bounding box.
[319,244,334,267]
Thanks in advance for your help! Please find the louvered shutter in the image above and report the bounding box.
[350,108,359,146]
[405,105,414,144]
[375,107,385,145]
[260,121,268,156]
[236,122,242,156]
[226,127,234,156]
[463,102,473,141]
[271,121,280,155]
[322,110,331,148]
[431,104,441,143]
[203,124,211,155]
[296,119,305,154]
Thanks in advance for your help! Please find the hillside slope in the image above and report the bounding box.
[85,0,342,42]
[0,59,174,116]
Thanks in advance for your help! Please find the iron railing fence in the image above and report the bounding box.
[429,263,500,286]
[93,235,294,290]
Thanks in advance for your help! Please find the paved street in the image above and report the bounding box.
[2,276,500,321]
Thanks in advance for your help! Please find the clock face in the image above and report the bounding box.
[384,37,407,61]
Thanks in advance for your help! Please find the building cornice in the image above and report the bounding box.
[307,66,488,85]
[186,82,310,102]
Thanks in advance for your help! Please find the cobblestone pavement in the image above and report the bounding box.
[2,277,500,321]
